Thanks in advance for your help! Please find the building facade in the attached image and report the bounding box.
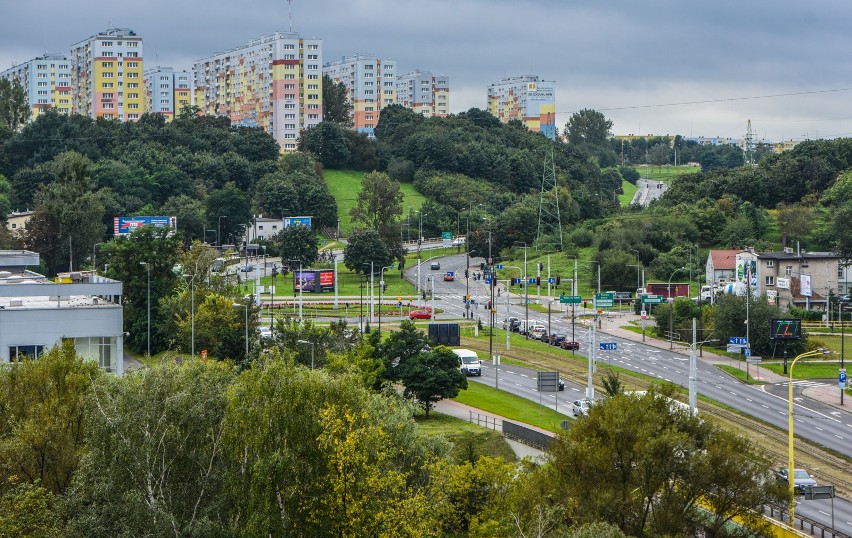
[0,251,125,373]
[69,28,145,121]
[396,70,449,118]
[193,32,322,151]
[487,76,556,139]
[754,250,839,310]
[144,66,191,121]
[0,53,72,119]
[323,54,396,135]
[705,250,741,286]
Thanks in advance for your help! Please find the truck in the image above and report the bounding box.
[644,283,690,300]
[452,349,482,377]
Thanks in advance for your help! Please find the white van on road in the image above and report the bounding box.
[453,349,482,376]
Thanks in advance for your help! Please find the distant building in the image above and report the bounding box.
[396,70,449,118]
[323,54,397,136]
[0,53,72,119]
[193,32,323,151]
[5,210,33,236]
[69,28,145,121]
[705,249,741,286]
[683,136,740,147]
[0,251,125,373]
[143,66,191,121]
[487,76,555,139]
[755,249,839,309]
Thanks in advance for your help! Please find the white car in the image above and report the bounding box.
[451,237,466,246]
[572,399,594,417]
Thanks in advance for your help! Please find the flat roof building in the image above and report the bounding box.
[397,70,449,118]
[487,75,556,139]
[144,66,191,121]
[323,54,396,136]
[0,53,72,119]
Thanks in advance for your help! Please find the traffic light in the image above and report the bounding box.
[464,269,469,278]
[382,283,388,292]
[536,277,541,286]
[556,276,561,285]
[583,300,588,308]
[538,262,544,271]
[492,277,497,287]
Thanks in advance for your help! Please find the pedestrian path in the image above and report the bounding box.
[779,380,829,389]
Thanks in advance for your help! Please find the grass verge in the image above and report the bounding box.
[714,365,765,384]
[453,382,568,434]
[414,412,517,462]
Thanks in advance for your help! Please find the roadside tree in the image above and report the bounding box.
[397,346,468,416]
[343,229,394,275]
[272,225,318,267]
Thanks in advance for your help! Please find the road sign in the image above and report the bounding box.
[396,301,402,307]
[746,357,761,364]
[547,277,555,284]
[446,271,454,277]
[599,342,618,351]
[560,295,582,304]
[642,295,664,305]
[595,292,615,300]
[744,348,751,358]
[729,336,748,346]
[840,369,847,389]
[441,232,452,239]
[495,264,503,269]
[594,298,614,308]
[537,371,560,392]
[484,278,491,284]
[640,310,647,319]
[528,278,536,284]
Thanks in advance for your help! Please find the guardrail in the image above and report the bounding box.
[764,503,850,538]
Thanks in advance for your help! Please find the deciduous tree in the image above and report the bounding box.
[321,74,352,127]
[0,78,30,131]
[566,108,613,146]
[397,346,468,416]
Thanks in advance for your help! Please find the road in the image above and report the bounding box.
[631,178,669,206]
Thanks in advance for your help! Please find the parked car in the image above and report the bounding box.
[430,262,441,270]
[572,399,594,417]
[558,379,565,391]
[502,316,520,331]
[530,326,547,340]
[551,334,568,346]
[542,332,558,344]
[409,310,432,320]
[443,273,455,281]
[239,264,254,272]
[776,468,817,494]
[453,349,482,377]
[561,340,581,350]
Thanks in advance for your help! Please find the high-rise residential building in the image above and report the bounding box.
[143,66,191,121]
[487,76,556,139]
[323,54,396,135]
[193,32,322,151]
[397,70,449,118]
[69,28,145,121]
[0,53,73,119]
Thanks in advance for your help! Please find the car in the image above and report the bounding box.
[776,468,817,494]
[840,294,852,303]
[259,326,272,342]
[443,273,455,281]
[551,334,568,346]
[561,340,581,350]
[530,326,547,340]
[451,237,466,246]
[502,316,520,331]
[572,399,593,417]
[409,310,432,320]
[239,264,254,272]
[558,380,565,391]
[430,262,441,270]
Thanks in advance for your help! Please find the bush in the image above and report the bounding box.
[568,228,594,248]
[789,307,821,321]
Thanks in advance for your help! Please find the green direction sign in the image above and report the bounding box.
[441,232,453,239]
[594,299,614,308]
[595,292,615,300]
[560,295,582,304]
[642,295,664,305]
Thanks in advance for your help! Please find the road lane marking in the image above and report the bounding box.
[815,427,823,431]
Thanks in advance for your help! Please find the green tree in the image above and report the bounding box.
[776,202,815,249]
[0,78,31,131]
[648,142,670,169]
[343,229,394,275]
[160,194,207,245]
[0,478,62,538]
[350,171,404,236]
[708,294,804,357]
[566,108,613,146]
[297,121,351,168]
[321,74,352,127]
[376,319,431,383]
[0,342,102,494]
[397,346,468,416]
[206,182,251,246]
[271,224,318,267]
[252,170,298,219]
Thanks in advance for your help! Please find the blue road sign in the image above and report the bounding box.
[599,342,618,351]
[547,277,555,284]
[447,271,454,276]
[745,348,751,357]
[840,369,847,389]
[485,278,492,284]
[729,336,748,346]
[396,301,402,307]
[528,278,536,284]
[495,264,503,269]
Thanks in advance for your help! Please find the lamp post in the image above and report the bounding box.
[629,248,640,294]
[270,263,278,329]
[92,242,103,274]
[232,303,249,361]
[185,256,203,359]
[140,262,151,357]
[787,348,828,522]
[668,267,685,349]
[417,210,427,307]
[217,216,227,246]
[297,339,315,369]
[379,265,394,336]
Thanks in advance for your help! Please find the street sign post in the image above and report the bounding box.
[729,336,748,346]
[560,295,582,304]
[599,342,618,351]
[594,298,614,308]
[641,295,664,305]
[840,369,847,389]
[495,264,503,269]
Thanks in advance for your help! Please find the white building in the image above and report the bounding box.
[143,66,191,121]
[323,53,396,135]
[0,251,125,373]
[397,70,449,118]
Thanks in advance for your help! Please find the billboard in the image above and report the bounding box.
[800,274,812,297]
[294,269,335,293]
[770,318,802,340]
[114,216,176,236]
[284,216,312,229]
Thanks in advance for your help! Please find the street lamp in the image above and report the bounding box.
[416,210,427,307]
[92,242,103,274]
[217,216,227,246]
[668,267,685,349]
[379,265,395,336]
[232,303,249,361]
[297,339,315,370]
[788,348,829,522]
[629,248,641,293]
[139,262,151,357]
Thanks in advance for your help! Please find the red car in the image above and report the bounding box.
[443,273,455,282]
[561,340,580,350]
[409,310,432,320]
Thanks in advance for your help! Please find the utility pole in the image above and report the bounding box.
[690,318,697,413]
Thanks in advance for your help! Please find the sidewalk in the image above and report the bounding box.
[596,315,850,413]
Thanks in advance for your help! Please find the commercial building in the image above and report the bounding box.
[396,70,449,118]
[144,66,191,121]
[193,32,323,151]
[323,54,396,135]
[69,28,145,121]
[487,75,556,139]
[0,251,125,374]
[0,53,72,119]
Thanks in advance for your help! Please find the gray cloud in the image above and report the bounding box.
[2,0,850,140]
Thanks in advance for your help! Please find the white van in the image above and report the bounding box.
[453,349,482,377]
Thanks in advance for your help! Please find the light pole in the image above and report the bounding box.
[629,248,640,294]
[232,302,249,361]
[297,339,315,369]
[379,264,394,336]
[140,262,151,357]
[417,210,427,307]
[668,267,685,349]
[787,348,828,522]
[217,216,227,246]
[92,242,103,274]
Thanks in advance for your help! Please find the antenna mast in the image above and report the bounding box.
[744,119,756,166]
[288,0,294,32]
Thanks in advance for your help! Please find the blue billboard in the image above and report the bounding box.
[114,216,177,236]
[284,216,312,229]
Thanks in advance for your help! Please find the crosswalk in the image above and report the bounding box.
[777,380,828,389]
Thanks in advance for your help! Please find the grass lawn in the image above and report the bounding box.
[715,365,764,384]
[324,169,426,237]
[414,412,517,461]
[452,381,569,433]
[619,179,637,206]
[760,361,845,379]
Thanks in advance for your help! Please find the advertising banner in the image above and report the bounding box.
[284,216,312,229]
[294,270,335,293]
[800,274,812,297]
[318,270,335,292]
[114,216,176,236]
[776,278,790,290]
[294,271,316,292]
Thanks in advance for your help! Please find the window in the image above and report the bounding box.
[765,276,775,286]
[307,74,318,80]
[127,103,138,109]
[284,113,296,119]
[102,82,114,88]
[103,103,114,109]
[308,113,319,119]
[307,84,318,90]
[126,52,138,58]
[103,51,115,57]
[126,72,138,78]
[103,61,114,68]
[9,345,45,361]
[127,41,138,47]
[102,93,114,99]
[102,41,113,47]
[307,64,318,70]
[127,82,139,88]
[126,62,138,68]
[785,266,792,276]
[307,104,318,110]
[284,103,295,109]
[307,94,318,100]
[308,54,318,60]
[37,81,48,87]
[307,44,318,50]
[284,83,295,89]
[284,44,295,50]
[839,267,844,278]
[284,133,296,139]
[103,71,114,78]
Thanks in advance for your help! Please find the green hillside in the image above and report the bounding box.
[324,170,426,236]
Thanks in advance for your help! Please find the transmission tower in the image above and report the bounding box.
[536,118,563,251]
[744,119,756,166]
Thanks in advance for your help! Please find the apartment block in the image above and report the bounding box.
[69,28,145,121]
[397,70,449,118]
[0,53,73,119]
[323,54,396,135]
[143,66,191,121]
[193,32,322,151]
[487,76,556,139]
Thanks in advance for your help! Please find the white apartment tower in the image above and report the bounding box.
[397,70,449,118]
[323,54,396,136]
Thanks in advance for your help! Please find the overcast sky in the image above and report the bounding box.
[2,0,850,142]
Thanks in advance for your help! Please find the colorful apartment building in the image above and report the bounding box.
[69,28,145,121]
[396,70,449,118]
[487,76,556,139]
[323,54,396,135]
[143,67,191,121]
[193,32,322,151]
[0,53,72,119]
